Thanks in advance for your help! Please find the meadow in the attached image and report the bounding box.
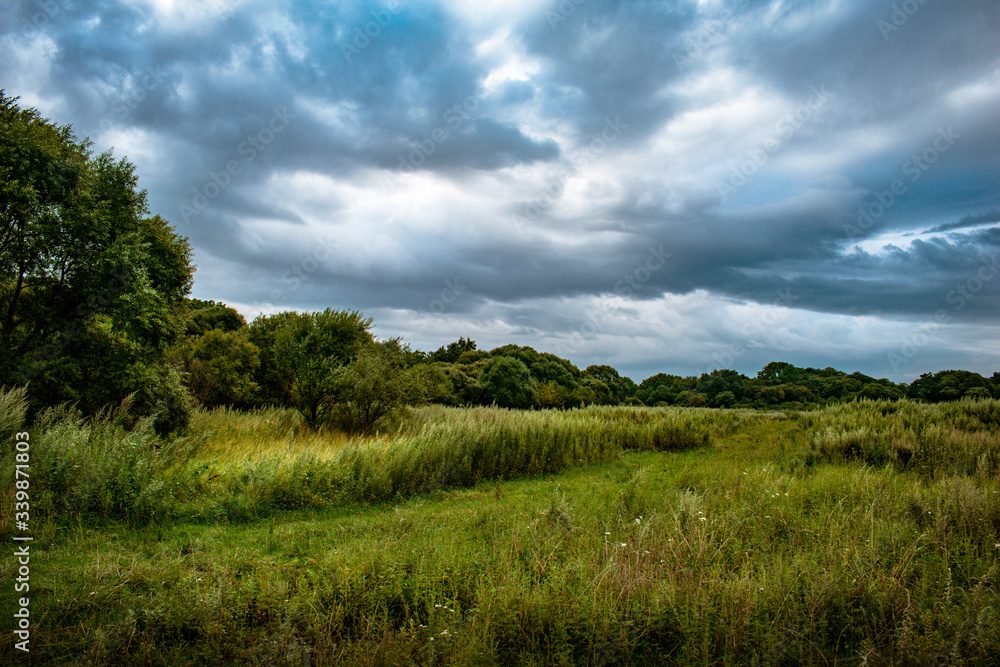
[2,388,998,665]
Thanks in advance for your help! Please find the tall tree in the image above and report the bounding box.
[1,92,194,429]
[270,309,374,426]
[481,356,538,409]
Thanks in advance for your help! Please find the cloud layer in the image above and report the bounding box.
[3,0,998,381]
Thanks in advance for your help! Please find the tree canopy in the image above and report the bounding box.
[1,92,194,430]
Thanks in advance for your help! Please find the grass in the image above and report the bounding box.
[2,393,999,665]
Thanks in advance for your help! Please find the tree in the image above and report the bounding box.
[247,311,303,405]
[329,341,423,433]
[480,356,537,409]
[1,92,194,429]
[427,337,477,363]
[185,298,246,335]
[536,381,565,409]
[271,309,375,427]
[858,382,902,401]
[179,329,260,407]
[411,362,460,405]
[711,390,736,408]
[583,364,633,404]
[756,362,801,386]
[907,370,990,403]
[963,387,990,401]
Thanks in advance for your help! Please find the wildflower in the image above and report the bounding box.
[634,518,641,524]
[699,517,706,522]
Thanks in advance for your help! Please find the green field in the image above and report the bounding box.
[3,394,999,665]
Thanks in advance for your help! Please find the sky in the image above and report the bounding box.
[2,0,999,383]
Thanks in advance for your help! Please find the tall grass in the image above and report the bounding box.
[810,398,1000,477]
[3,391,999,665]
[332,406,717,502]
[1,392,726,529]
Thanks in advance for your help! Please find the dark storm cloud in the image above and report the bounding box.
[518,0,695,143]
[2,0,998,378]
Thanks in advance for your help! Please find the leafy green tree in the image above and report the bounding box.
[247,311,303,405]
[697,369,747,404]
[756,361,802,386]
[648,384,676,405]
[711,390,736,408]
[427,337,477,363]
[532,359,577,387]
[963,387,990,401]
[445,362,484,404]
[330,341,423,433]
[271,309,375,427]
[536,381,565,409]
[481,356,537,409]
[858,382,902,401]
[583,364,633,404]
[411,362,460,405]
[1,92,193,429]
[184,298,246,335]
[907,370,990,403]
[179,329,260,407]
[456,350,491,365]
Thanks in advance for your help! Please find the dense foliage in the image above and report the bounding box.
[1,92,193,432]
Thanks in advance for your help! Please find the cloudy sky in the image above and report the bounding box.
[3,0,999,382]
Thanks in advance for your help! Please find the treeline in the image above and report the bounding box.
[633,364,999,409]
[177,298,1000,422]
[174,300,636,429]
[3,92,998,436]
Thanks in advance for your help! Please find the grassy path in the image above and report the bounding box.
[3,407,998,665]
